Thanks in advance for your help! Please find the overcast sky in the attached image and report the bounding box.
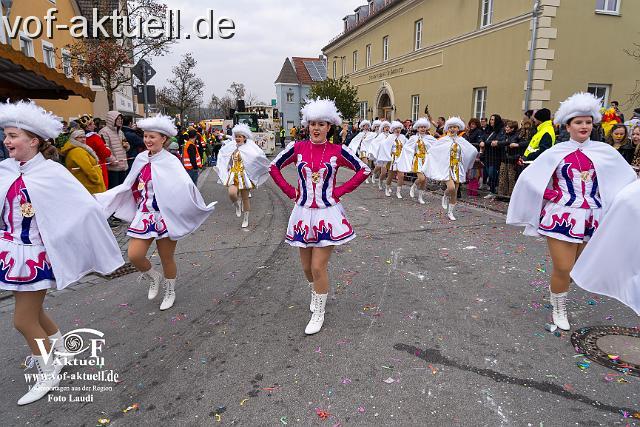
[150,0,365,106]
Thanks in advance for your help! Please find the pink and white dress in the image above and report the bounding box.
[127,163,168,239]
[0,176,56,291]
[538,149,601,243]
[270,141,371,247]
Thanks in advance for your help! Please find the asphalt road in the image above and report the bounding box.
[1,162,638,427]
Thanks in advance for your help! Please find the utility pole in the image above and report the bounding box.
[142,60,149,118]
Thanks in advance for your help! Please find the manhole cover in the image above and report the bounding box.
[571,326,640,377]
[100,262,138,280]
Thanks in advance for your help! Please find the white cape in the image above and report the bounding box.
[388,134,409,170]
[422,135,477,183]
[368,132,389,161]
[96,150,217,240]
[216,139,270,187]
[571,180,640,314]
[0,154,124,289]
[348,131,376,154]
[506,139,637,237]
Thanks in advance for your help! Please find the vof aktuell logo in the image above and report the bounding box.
[38,328,106,367]
[24,329,120,397]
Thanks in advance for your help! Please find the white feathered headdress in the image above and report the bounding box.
[413,117,432,130]
[359,120,371,129]
[232,123,253,141]
[380,121,391,130]
[0,100,62,140]
[389,120,404,132]
[137,114,178,137]
[372,120,382,129]
[444,117,466,132]
[301,98,342,127]
[554,92,603,125]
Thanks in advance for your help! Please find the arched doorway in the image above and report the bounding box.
[378,93,392,121]
[375,82,395,121]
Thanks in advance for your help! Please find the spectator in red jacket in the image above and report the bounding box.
[77,114,113,189]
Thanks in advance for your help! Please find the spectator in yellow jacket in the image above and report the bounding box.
[59,130,106,194]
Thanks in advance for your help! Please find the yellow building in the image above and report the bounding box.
[0,0,138,121]
[323,0,639,123]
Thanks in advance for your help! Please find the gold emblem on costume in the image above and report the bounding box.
[312,171,321,184]
[580,171,591,182]
[138,181,145,191]
[20,202,35,218]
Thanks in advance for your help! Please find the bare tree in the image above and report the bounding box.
[157,52,205,124]
[69,0,176,110]
[626,42,640,105]
[245,91,260,106]
[208,93,223,117]
[227,82,246,100]
[220,95,236,119]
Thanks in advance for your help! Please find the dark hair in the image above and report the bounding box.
[438,116,445,122]
[605,123,628,146]
[468,118,481,129]
[122,116,134,127]
[188,129,198,139]
[505,120,519,132]
[489,114,504,132]
[24,130,59,161]
[524,110,534,119]
[612,101,619,106]
[480,117,488,123]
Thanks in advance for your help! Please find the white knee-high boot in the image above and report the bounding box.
[140,267,162,300]
[18,355,61,405]
[550,290,570,330]
[160,278,176,311]
[447,203,457,221]
[305,293,327,335]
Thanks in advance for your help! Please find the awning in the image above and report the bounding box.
[0,43,95,101]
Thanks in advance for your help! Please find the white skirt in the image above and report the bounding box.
[127,211,169,240]
[285,203,355,248]
[0,238,57,291]
[538,202,601,244]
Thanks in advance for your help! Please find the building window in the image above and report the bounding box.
[382,36,389,62]
[369,1,375,15]
[91,75,101,87]
[332,60,337,78]
[341,57,346,76]
[19,34,34,57]
[411,95,420,122]
[587,84,610,106]
[473,87,487,119]
[359,101,369,121]
[366,44,372,67]
[353,51,358,72]
[595,0,620,14]
[480,0,494,28]
[286,91,295,103]
[61,49,72,77]
[42,41,55,68]
[414,20,423,51]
